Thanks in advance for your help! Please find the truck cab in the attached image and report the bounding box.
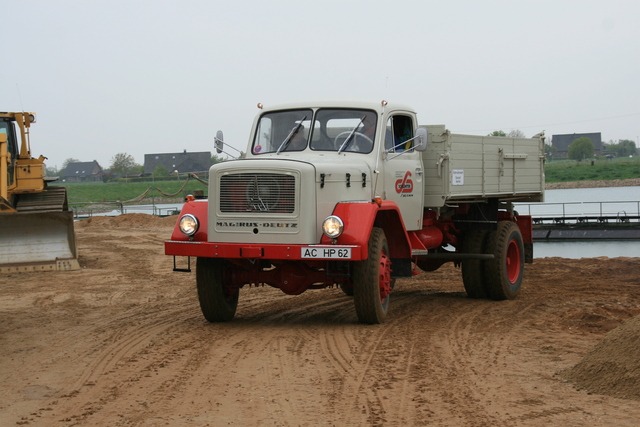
[211,101,427,245]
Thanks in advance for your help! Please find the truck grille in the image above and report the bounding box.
[219,173,296,213]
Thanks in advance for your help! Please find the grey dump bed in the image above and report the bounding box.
[421,125,545,208]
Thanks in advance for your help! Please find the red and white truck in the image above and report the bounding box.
[165,101,545,323]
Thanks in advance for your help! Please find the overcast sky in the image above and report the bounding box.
[2,0,639,170]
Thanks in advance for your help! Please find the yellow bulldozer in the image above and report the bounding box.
[0,112,79,272]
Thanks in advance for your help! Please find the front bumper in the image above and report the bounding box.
[165,240,364,261]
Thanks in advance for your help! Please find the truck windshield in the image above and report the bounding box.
[252,108,377,154]
[310,109,376,153]
[252,109,313,154]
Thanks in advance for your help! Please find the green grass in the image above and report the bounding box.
[51,178,208,204]
[545,157,640,183]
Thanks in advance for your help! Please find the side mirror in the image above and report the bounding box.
[215,130,224,154]
[414,127,428,152]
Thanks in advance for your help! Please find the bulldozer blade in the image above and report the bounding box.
[0,210,80,273]
[0,197,17,212]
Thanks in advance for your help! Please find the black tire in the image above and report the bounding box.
[353,227,393,324]
[484,222,525,300]
[461,230,489,299]
[196,257,239,322]
[339,283,354,296]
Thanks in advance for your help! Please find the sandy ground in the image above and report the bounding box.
[1,214,640,427]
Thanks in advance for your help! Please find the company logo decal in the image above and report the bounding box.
[395,171,413,194]
[216,221,298,229]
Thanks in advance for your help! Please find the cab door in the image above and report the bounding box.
[0,120,17,187]
[382,113,424,231]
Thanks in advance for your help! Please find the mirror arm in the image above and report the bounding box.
[214,130,242,160]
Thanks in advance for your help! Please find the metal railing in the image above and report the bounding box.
[516,201,640,225]
[70,202,181,219]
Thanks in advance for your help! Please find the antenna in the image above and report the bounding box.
[16,83,25,112]
[384,76,389,103]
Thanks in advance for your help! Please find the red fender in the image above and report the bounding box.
[168,200,209,242]
[515,215,533,245]
[322,201,412,260]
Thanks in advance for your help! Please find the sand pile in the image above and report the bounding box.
[563,314,640,400]
[75,213,177,229]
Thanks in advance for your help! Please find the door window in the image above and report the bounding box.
[385,115,414,152]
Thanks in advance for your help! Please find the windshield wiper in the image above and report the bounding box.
[337,116,366,154]
[276,116,307,154]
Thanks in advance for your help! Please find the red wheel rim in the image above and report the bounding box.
[379,252,393,301]
[505,239,521,284]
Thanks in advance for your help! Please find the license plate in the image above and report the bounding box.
[301,246,352,259]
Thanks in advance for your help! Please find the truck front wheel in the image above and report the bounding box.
[339,283,354,296]
[196,257,239,322]
[353,227,392,324]
[484,221,524,300]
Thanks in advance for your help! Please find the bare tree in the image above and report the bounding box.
[59,157,80,176]
[61,157,80,170]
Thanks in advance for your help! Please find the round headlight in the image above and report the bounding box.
[322,215,344,239]
[179,214,199,236]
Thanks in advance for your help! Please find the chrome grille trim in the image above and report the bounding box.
[219,173,296,213]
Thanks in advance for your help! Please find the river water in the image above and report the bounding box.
[100,186,640,259]
[517,186,640,258]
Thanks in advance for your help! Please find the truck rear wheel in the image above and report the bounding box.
[196,257,239,322]
[484,221,524,300]
[353,227,392,324]
[461,230,489,299]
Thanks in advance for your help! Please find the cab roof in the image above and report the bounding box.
[256,100,416,115]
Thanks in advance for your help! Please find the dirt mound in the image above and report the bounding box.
[562,314,640,400]
[75,213,178,229]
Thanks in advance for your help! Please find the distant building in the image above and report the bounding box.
[144,150,212,175]
[61,160,104,182]
[551,132,602,158]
